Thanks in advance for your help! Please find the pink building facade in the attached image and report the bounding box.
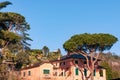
[20,54,106,80]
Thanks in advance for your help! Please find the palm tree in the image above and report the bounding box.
[0,1,12,10]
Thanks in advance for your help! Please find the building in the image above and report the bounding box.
[20,53,106,80]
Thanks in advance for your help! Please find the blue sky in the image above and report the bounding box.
[1,0,120,55]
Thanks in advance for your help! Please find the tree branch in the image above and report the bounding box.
[8,22,13,31]
[93,51,101,64]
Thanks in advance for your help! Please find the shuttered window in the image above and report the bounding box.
[43,69,50,74]
[75,68,79,75]
[84,69,87,76]
[94,69,96,76]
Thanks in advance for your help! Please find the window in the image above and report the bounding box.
[23,72,25,77]
[59,71,66,76]
[94,69,96,76]
[84,69,87,76]
[61,72,64,76]
[75,68,79,75]
[53,72,57,76]
[99,69,103,77]
[60,62,66,66]
[84,61,87,64]
[43,69,50,74]
[63,62,66,65]
[75,60,78,64]
[28,71,31,76]
[60,62,62,66]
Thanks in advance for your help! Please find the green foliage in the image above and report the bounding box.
[29,49,43,64]
[63,33,118,80]
[0,12,25,23]
[15,51,30,69]
[112,71,120,79]
[0,12,32,50]
[0,1,12,10]
[48,52,62,61]
[28,48,62,64]
[42,46,49,57]
[63,33,118,52]
[0,2,32,79]
[46,48,62,61]
[30,49,42,55]
[100,53,120,80]
[0,30,21,42]
[101,61,112,80]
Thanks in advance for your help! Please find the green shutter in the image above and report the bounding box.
[43,69,50,74]
[75,68,79,75]
[84,69,87,76]
[94,69,96,76]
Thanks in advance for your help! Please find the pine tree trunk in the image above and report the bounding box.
[90,69,94,80]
